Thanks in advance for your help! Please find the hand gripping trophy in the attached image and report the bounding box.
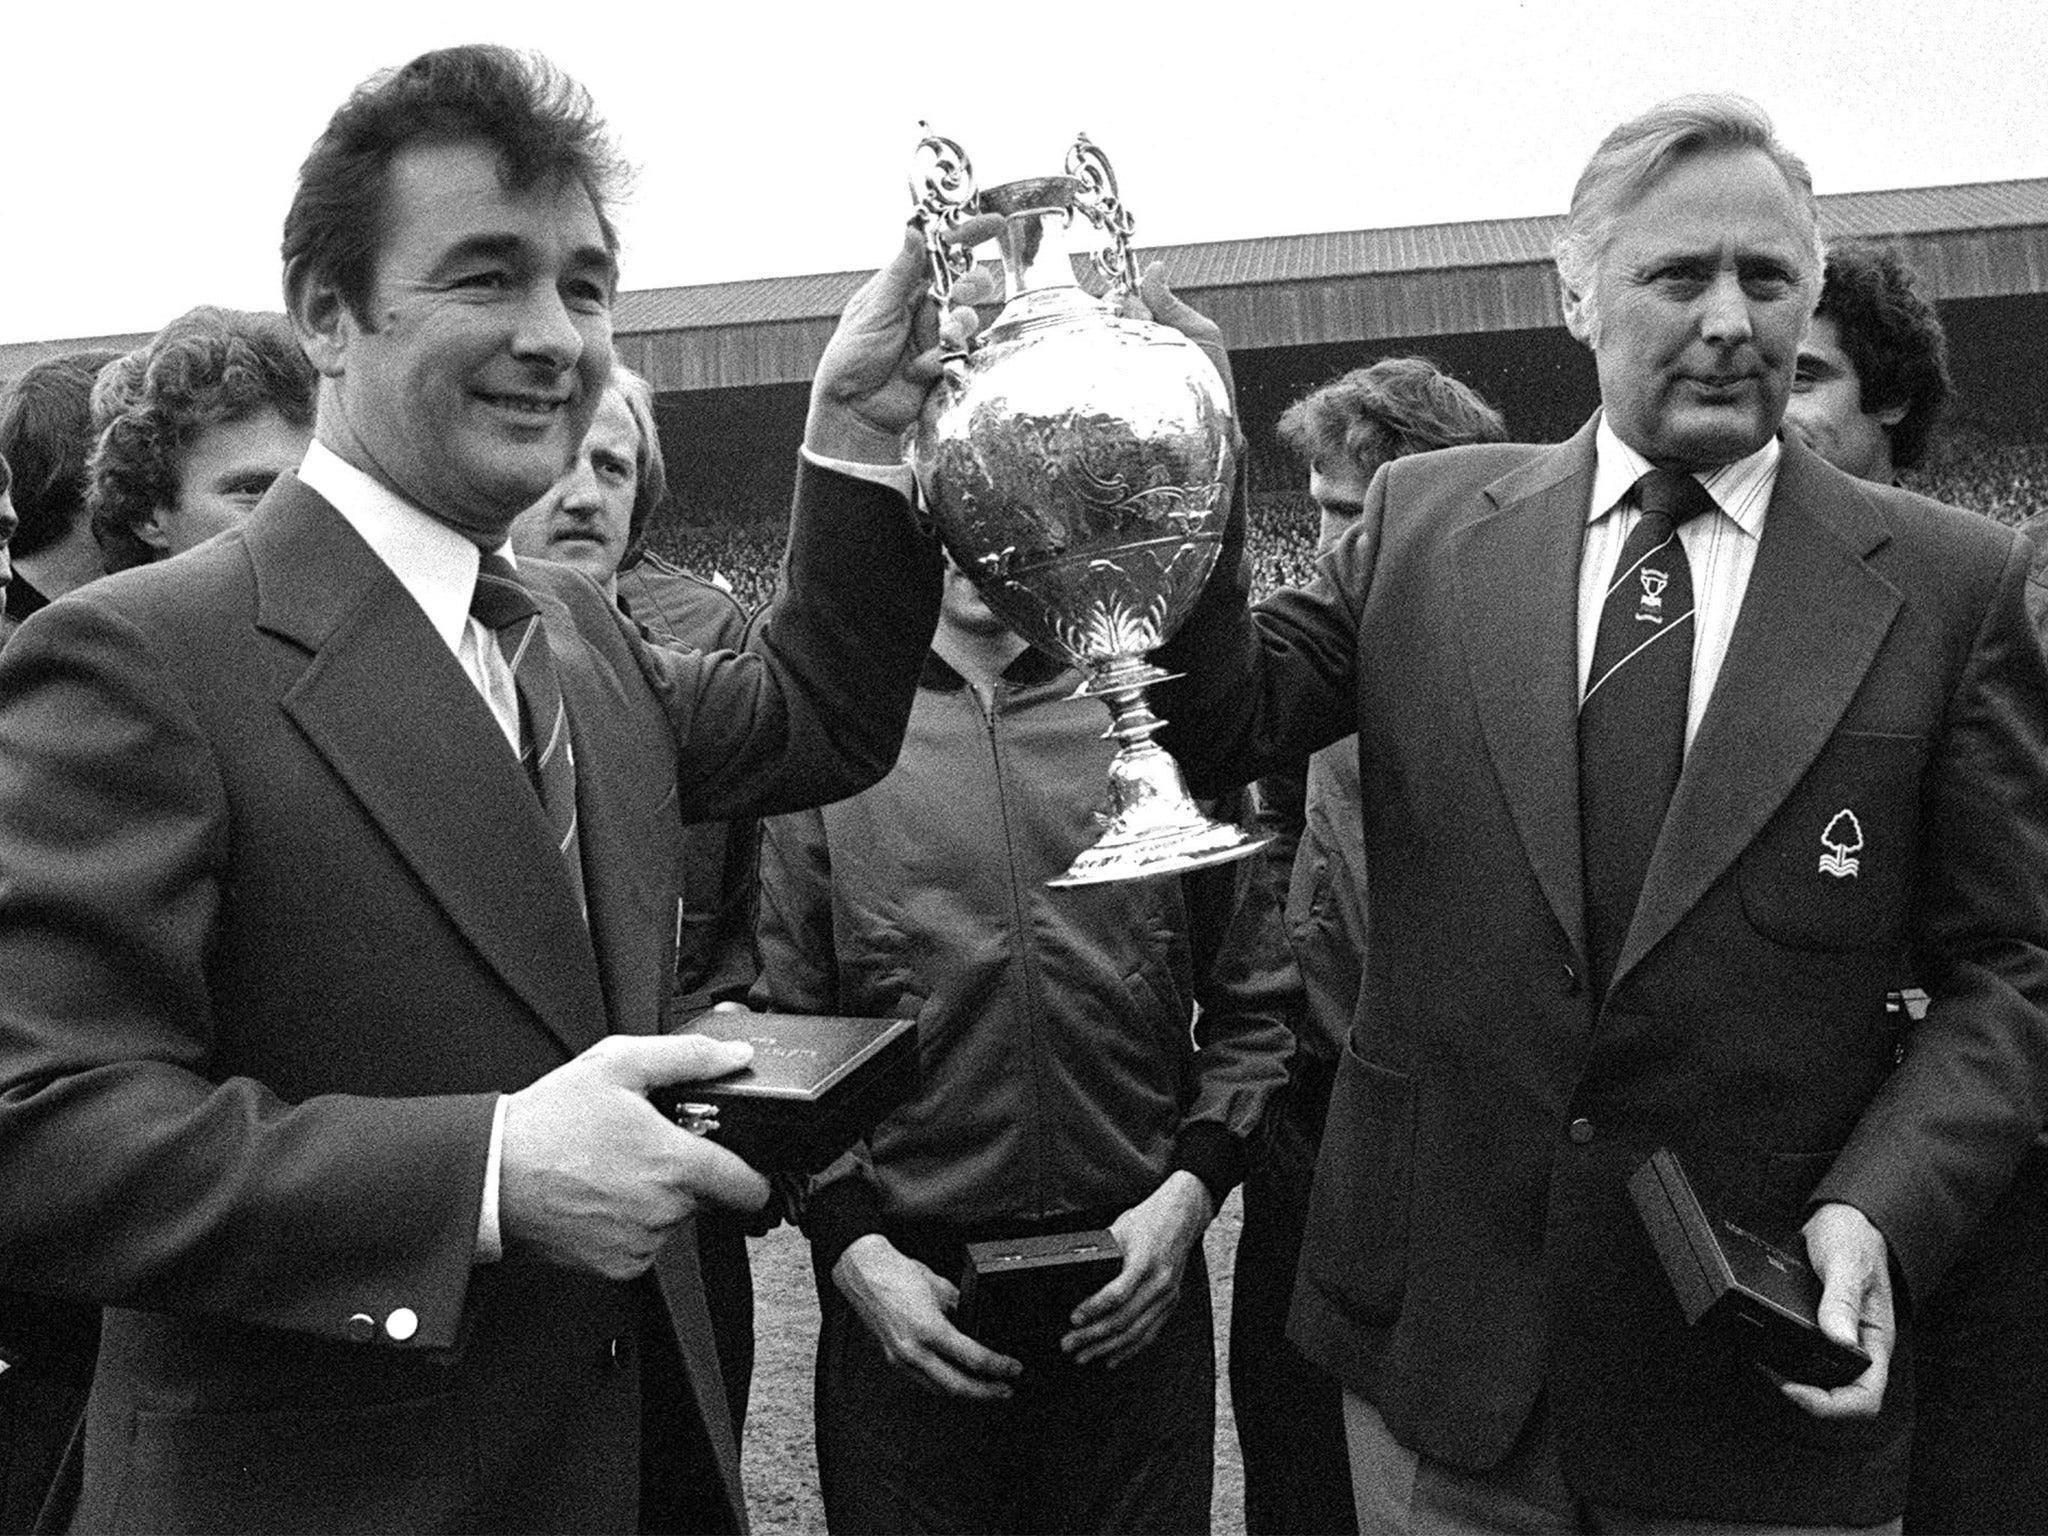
[909,128,1268,886]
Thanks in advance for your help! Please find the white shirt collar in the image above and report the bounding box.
[1588,414,1777,541]
[297,440,514,655]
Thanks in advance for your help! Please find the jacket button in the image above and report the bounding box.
[607,1334,634,1369]
[1561,963,1581,994]
[1568,1118,1595,1145]
[345,1313,376,1344]
[384,1307,419,1343]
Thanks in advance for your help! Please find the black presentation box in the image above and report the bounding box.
[1629,1147,1872,1390]
[653,1011,919,1176]
[956,1230,1124,1359]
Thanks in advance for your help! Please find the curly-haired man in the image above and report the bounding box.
[1783,242,1951,486]
[87,306,316,572]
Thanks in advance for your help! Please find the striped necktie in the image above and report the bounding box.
[470,554,587,920]
[1578,468,1715,995]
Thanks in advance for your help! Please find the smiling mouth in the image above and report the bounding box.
[477,392,568,418]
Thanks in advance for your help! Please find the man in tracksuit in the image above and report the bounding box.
[751,555,1297,1534]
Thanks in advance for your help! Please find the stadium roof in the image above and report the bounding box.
[7,177,2047,391]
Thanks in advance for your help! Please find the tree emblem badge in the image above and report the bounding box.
[1818,809,1864,878]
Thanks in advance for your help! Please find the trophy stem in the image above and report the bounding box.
[1047,670,1271,888]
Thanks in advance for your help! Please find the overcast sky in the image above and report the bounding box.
[4,0,2043,345]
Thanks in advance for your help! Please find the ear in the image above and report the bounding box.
[1560,283,1597,346]
[134,507,173,554]
[286,256,352,381]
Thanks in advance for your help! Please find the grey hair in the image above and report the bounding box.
[1554,93,1824,344]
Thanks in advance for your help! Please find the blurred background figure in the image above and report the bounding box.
[509,362,763,1441]
[0,350,120,644]
[87,307,315,574]
[1788,242,2045,1536]
[1235,357,1507,1536]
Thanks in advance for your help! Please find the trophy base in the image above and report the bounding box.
[1049,810,1269,887]
[1047,671,1269,887]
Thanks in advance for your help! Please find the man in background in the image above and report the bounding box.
[1783,242,1950,488]
[87,307,316,573]
[1786,242,2046,1536]
[0,349,118,645]
[1237,357,1506,1536]
[0,357,115,1532]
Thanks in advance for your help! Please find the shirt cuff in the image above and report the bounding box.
[1171,1120,1249,1213]
[474,1094,508,1264]
[799,445,917,501]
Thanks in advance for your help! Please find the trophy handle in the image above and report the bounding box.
[1066,132,1140,299]
[909,124,980,310]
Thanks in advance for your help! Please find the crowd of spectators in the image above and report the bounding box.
[1910,430,2048,528]
[641,433,2048,615]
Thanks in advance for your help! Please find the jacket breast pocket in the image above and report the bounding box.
[1297,1043,1414,1324]
[1737,730,1924,953]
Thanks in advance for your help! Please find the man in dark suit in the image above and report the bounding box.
[1154,94,2048,1532]
[0,45,982,1535]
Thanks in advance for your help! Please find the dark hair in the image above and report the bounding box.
[1814,242,1952,472]
[0,349,122,559]
[281,44,627,326]
[88,308,317,574]
[1278,357,1509,477]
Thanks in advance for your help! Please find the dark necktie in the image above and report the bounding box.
[1578,468,1715,994]
[470,554,587,920]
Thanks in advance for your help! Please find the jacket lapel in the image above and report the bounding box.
[1615,438,1901,986]
[248,478,609,1059]
[1452,421,1600,962]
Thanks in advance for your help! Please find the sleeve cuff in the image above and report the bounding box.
[801,1172,886,1277]
[1172,1120,1250,1212]
[799,445,917,501]
[474,1094,508,1264]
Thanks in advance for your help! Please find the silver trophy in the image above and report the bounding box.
[909,129,1267,887]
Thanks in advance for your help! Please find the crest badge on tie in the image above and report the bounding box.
[1818,809,1864,878]
[1635,566,1669,624]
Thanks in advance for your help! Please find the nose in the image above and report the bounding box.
[1698,271,1754,348]
[510,287,586,373]
[554,459,603,515]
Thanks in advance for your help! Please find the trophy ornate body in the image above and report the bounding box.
[909,130,1268,887]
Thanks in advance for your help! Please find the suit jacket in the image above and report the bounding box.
[616,556,759,1016]
[1156,420,2048,1525]
[0,463,940,1534]
[1255,738,1367,1147]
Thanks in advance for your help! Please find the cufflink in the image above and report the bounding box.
[384,1307,419,1343]
[346,1313,376,1344]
